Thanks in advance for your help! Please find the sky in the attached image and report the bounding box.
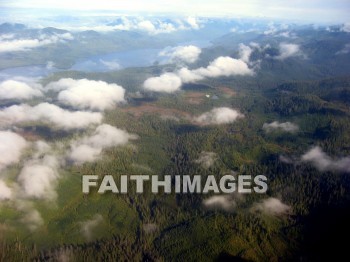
[1,0,349,23]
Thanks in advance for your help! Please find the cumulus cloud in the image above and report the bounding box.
[194,151,217,169]
[0,131,27,171]
[80,214,103,241]
[252,197,291,216]
[159,45,201,64]
[68,124,137,164]
[191,56,254,79]
[0,103,102,130]
[0,33,74,53]
[47,78,125,111]
[177,67,205,83]
[262,121,299,133]
[18,155,60,200]
[143,56,253,93]
[194,107,244,125]
[275,43,300,60]
[0,80,43,100]
[301,146,350,173]
[143,73,182,93]
[203,195,237,212]
[0,180,13,200]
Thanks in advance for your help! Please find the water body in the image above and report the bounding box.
[70,40,211,72]
[71,48,165,72]
[0,65,58,81]
[0,40,212,79]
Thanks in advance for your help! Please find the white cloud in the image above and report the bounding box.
[203,195,236,212]
[0,80,43,100]
[194,151,217,169]
[68,124,137,164]
[159,45,201,64]
[0,180,13,200]
[0,131,27,171]
[275,43,300,60]
[137,20,156,33]
[263,121,299,133]
[143,73,182,93]
[47,78,125,111]
[143,56,253,93]
[80,214,103,241]
[301,146,350,173]
[252,197,291,216]
[177,67,205,83]
[194,107,244,125]
[0,103,102,130]
[0,33,74,53]
[58,17,183,34]
[18,155,60,200]
[186,17,200,29]
[191,56,254,78]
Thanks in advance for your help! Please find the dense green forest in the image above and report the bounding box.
[1,71,349,261]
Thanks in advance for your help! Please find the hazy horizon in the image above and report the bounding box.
[1,0,349,24]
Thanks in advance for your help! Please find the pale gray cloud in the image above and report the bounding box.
[17,201,44,231]
[143,223,158,234]
[0,33,74,53]
[238,43,253,63]
[252,197,291,216]
[275,43,301,60]
[80,214,103,241]
[203,195,235,211]
[336,43,350,54]
[0,131,27,171]
[68,124,137,164]
[340,22,350,32]
[194,151,217,169]
[263,121,299,133]
[0,180,13,200]
[159,45,202,64]
[301,146,350,173]
[194,107,244,125]
[99,59,121,70]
